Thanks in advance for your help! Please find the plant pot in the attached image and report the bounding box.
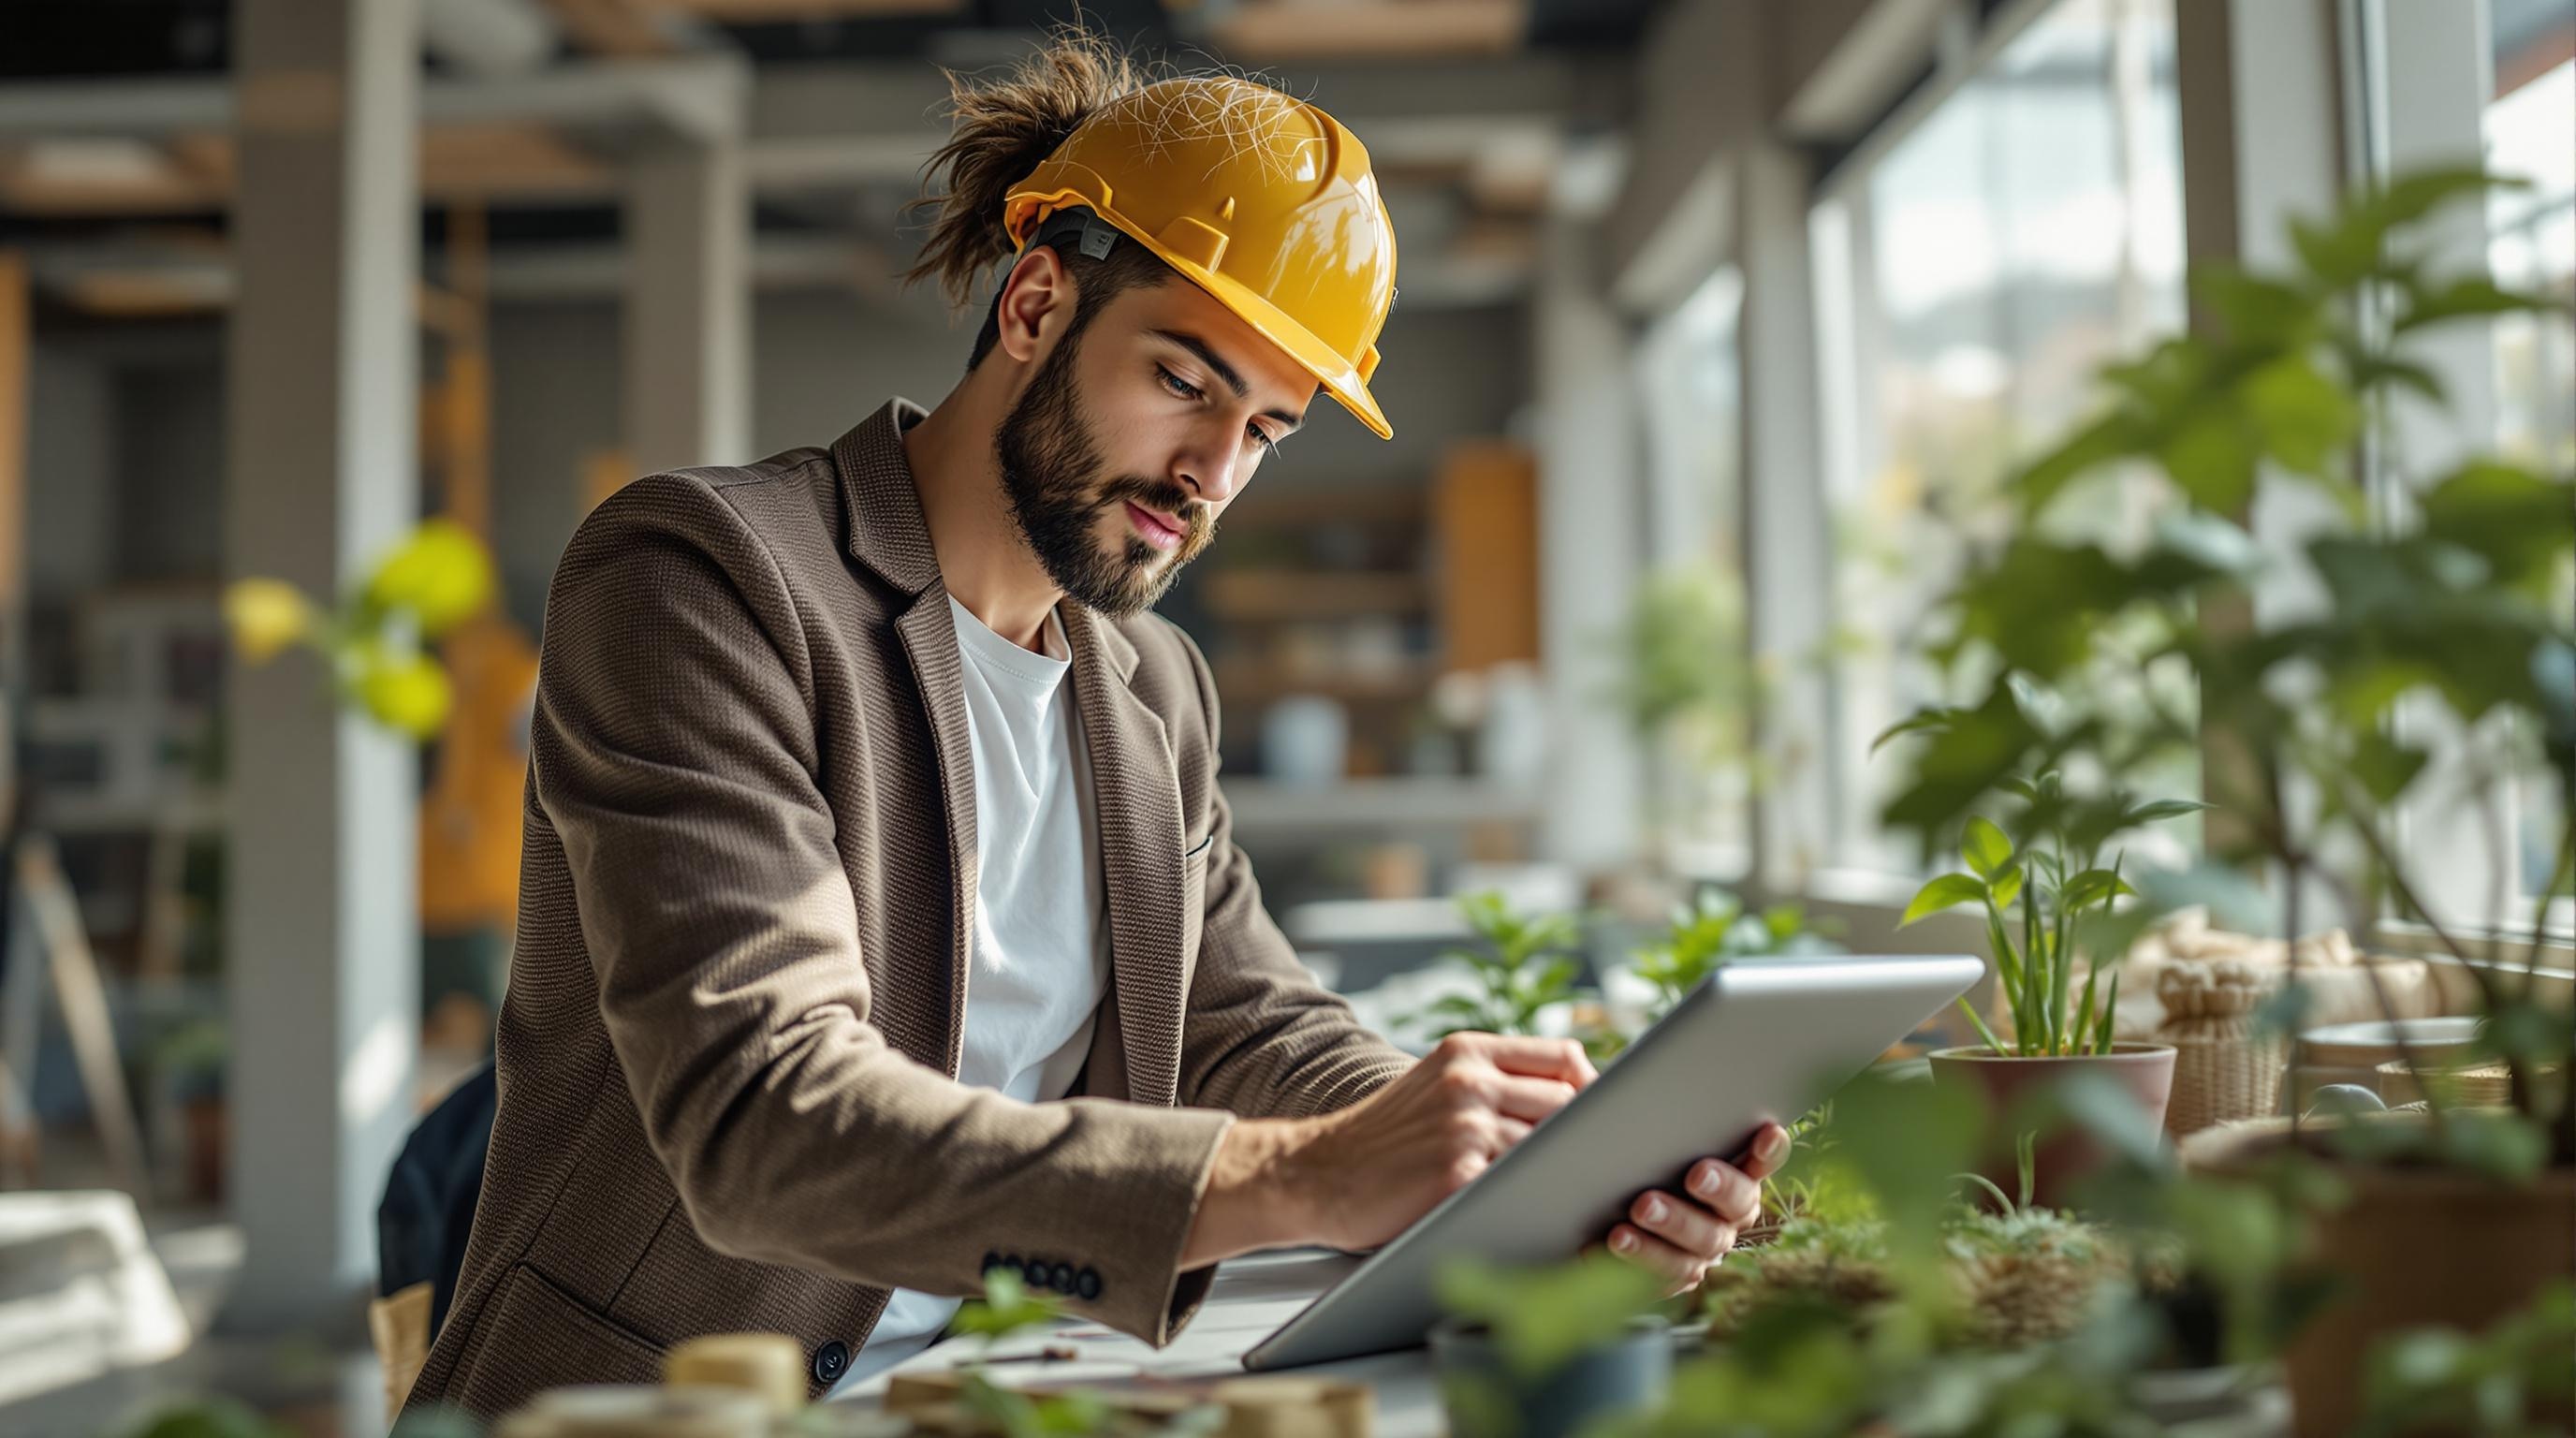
[1927,1042,2176,1210]
[1428,1315,1673,1438]
[2188,1119,2576,1438]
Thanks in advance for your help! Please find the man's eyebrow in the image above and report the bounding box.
[1150,328,1308,433]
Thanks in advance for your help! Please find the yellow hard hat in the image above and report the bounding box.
[1002,77,1399,440]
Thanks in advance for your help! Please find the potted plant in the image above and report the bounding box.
[1873,167,2574,1437]
[1884,763,2200,1207]
[1430,1253,1675,1438]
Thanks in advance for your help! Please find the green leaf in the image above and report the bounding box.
[1986,864,2025,915]
[2158,405,2261,514]
[2121,797,2213,828]
[1961,816,2013,881]
[2011,410,2144,514]
[1900,873,1989,928]
[2191,266,2318,346]
[2349,729,2430,805]
[1870,706,1964,756]
[2396,276,2567,333]
[2244,357,2361,475]
[2419,461,2576,596]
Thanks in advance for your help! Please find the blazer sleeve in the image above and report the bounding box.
[1164,629,1418,1119]
[532,474,1233,1346]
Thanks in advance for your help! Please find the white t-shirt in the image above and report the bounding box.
[827,594,1111,1396]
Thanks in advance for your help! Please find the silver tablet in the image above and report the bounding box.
[1240,953,1984,1371]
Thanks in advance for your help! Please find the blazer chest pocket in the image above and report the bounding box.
[1178,831,1213,965]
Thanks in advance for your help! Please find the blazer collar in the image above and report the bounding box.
[831,396,1141,685]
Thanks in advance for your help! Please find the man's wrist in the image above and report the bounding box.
[1179,1116,1314,1269]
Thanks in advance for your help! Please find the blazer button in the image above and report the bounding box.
[1048,1262,1076,1293]
[1022,1258,1050,1290]
[812,1340,851,1384]
[981,1251,1002,1276]
[1076,1268,1101,1301]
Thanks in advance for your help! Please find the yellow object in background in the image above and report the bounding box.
[664,1333,809,1418]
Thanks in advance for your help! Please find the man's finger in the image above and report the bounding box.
[1488,1074,1581,1123]
[1606,1224,1703,1291]
[1736,1122,1793,1181]
[1687,1157,1764,1226]
[1630,1189,1727,1259]
[1466,1034,1598,1088]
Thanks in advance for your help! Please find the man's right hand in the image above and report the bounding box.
[1180,1033,1596,1267]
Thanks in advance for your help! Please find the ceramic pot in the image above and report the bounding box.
[2188,1119,2575,1438]
[1429,1315,1672,1438]
[1928,1041,2176,1210]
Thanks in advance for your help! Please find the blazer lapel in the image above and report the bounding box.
[1063,605,1190,1108]
[894,588,978,1079]
[833,399,973,1078]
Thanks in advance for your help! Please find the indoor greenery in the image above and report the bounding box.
[1412,888,1585,1040]
[1632,886,1840,1020]
[1890,764,2203,1056]
[224,518,496,740]
[1872,166,2575,1169]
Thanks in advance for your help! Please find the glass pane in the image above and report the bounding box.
[2483,0,2576,936]
[1635,269,1751,862]
[1818,0,2191,876]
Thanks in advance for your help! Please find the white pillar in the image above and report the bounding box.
[222,0,421,1332]
[624,134,751,473]
[1531,216,1646,870]
[1734,139,1837,891]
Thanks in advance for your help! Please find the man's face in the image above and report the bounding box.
[996,273,1317,618]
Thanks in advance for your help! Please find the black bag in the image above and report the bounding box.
[376,1060,496,1340]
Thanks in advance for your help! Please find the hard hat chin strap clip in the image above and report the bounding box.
[1021,207,1123,263]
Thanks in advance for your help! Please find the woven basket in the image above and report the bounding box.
[2157,959,2289,1136]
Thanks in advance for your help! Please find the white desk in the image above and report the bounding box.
[836,1249,1448,1437]
[836,1248,2291,1438]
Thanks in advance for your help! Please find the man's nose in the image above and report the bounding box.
[1172,432,1244,506]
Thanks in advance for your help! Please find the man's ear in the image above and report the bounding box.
[993,246,1076,366]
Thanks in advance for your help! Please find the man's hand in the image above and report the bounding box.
[1598,1121,1792,1296]
[1181,1033,1595,1267]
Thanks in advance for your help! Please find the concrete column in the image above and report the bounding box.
[1734,139,1837,891]
[1531,216,1645,871]
[222,0,421,1333]
[624,135,751,473]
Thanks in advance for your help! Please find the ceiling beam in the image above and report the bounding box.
[0,55,748,146]
[1205,0,1528,63]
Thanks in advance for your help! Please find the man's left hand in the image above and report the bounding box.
[1602,1120,1792,1295]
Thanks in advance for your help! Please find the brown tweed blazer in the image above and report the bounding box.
[402,399,1413,1420]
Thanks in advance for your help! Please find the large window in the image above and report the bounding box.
[2483,3,2575,939]
[1634,268,1751,864]
[1809,0,2190,877]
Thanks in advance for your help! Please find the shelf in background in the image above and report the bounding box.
[1213,658,1437,703]
[1202,569,1430,620]
[1220,776,1538,838]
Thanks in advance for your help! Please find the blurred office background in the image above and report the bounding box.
[0,0,2566,1433]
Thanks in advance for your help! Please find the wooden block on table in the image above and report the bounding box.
[884,1368,1372,1438]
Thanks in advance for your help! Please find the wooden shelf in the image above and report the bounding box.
[1220,777,1538,838]
[1213,659,1437,703]
[1202,569,1429,620]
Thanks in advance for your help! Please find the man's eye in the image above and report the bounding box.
[1156,365,1201,401]
[1248,425,1277,454]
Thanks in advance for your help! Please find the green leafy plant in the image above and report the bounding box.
[1632,887,1842,1020]
[1891,764,2204,1056]
[944,1269,1118,1438]
[2355,1279,2576,1437]
[223,519,497,740]
[1875,168,2574,1164]
[1411,889,1584,1039]
[1435,1251,1673,1381]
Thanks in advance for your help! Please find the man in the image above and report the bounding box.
[404,38,1785,1419]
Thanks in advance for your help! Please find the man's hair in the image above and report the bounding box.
[901,30,1228,371]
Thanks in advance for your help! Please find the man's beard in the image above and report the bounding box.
[995,327,1213,620]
